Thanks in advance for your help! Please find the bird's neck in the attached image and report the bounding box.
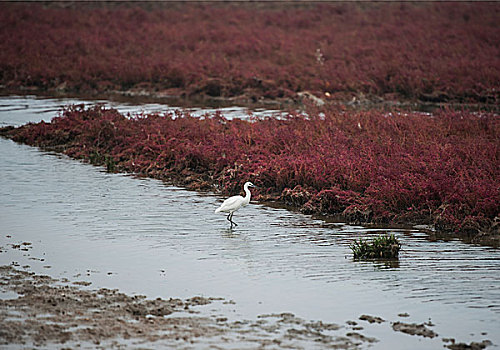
[243,186,251,202]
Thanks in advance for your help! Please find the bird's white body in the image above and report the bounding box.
[214,194,250,214]
[215,182,255,227]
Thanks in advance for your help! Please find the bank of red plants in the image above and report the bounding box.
[2,105,498,241]
[0,2,498,104]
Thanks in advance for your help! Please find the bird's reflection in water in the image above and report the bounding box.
[221,227,237,237]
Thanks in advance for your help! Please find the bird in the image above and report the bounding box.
[215,182,256,228]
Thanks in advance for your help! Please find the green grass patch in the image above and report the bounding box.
[350,234,401,260]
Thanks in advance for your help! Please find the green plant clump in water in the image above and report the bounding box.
[350,234,401,259]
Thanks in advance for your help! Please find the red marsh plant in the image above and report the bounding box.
[0,2,498,104]
[1,105,498,241]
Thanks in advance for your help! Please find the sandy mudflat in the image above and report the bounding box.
[0,265,371,349]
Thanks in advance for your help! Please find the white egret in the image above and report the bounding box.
[215,181,256,228]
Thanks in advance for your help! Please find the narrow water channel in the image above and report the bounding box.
[1,95,499,349]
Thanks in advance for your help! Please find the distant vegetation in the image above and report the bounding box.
[1,105,498,243]
[0,2,498,105]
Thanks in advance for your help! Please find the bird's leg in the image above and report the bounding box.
[230,213,238,227]
[226,212,237,227]
[226,213,234,228]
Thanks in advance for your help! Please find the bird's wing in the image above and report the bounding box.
[219,195,244,211]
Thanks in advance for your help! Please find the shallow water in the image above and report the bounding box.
[1,95,499,349]
[0,94,281,128]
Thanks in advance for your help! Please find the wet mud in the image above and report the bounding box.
[358,315,385,324]
[444,339,492,350]
[1,263,494,349]
[5,86,495,114]
[0,265,369,349]
[391,321,438,338]
[0,235,495,349]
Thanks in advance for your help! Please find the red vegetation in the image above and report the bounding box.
[0,2,499,104]
[2,106,498,241]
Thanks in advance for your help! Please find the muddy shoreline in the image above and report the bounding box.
[2,86,498,113]
[0,264,366,349]
[0,262,492,349]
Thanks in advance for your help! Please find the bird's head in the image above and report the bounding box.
[245,181,256,188]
